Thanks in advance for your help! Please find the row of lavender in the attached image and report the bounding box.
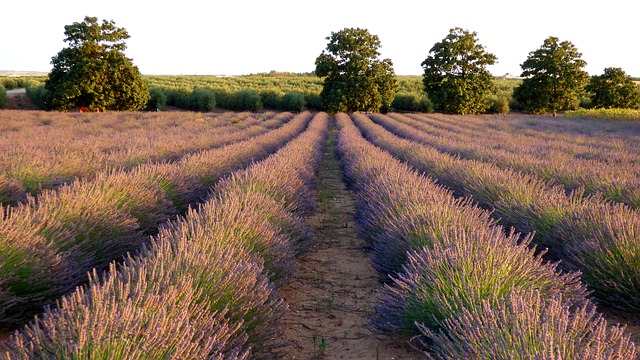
[336,113,636,358]
[370,113,640,208]
[0,112,311,326]
[0,111,287,206]
[352,113,640,315]
[1,113,328,359]
[409,113,640,162]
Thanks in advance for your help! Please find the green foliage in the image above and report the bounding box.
[231,89,263,111]
[146,87,167,111]
[144,74,517,113]
[45,16,149,111]
[391,93,434,113]
[165,87,190,108]
[422,28,497,114]
[304,92,323,111]
[161,87,215,112]
[0,78,17,90]
[259,89,307,111]
[487,95,510,114]
[25,83,47,109]
[281,92,306,112]
[0,77,45,90]
[513,37,589,115]
[0,85,6,109]
[565,108,640,122]
[260,89,283,109]
[586,67,640,109]
[211,89,263,111]
[188,88,216,112]
[315,27,397,113]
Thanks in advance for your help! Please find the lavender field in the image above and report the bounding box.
[0,110,639,359]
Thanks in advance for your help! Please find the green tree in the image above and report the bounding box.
[513,37,588,115]
[586,67,640,109]
[315,28,397,113]
[422,27,497,114]
[45,16,149,111]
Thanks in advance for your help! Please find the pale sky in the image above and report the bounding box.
[2,0,638,77]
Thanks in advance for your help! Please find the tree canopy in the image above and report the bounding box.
[513,37,588,115]
[586,67,640,109]
[422,27,497,114]
[315,28,397,113]
[45,16,149,111]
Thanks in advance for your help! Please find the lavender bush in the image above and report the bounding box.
[2,112,328,358]
[351,112,640,315]
[335,114,587,341]
[422,290,637,359]
[0,112,312,325]
[0,111,285,206]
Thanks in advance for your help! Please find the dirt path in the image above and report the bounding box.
[4,88,39,110]
[280,122,418,359]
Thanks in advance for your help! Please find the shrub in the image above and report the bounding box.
[421,290,637,359]
[391,93,433,113]
[0,84,6,109]
[212,89,233,109]
[25,83,47,110]
[488,95,510,114]
[1,78,17,90]
[0,174,27,206]
[165,87,190,108]
[260,89,283,110]
[337,113,587,341]
[2,112,328,358]
[146,87,167,111]
[353,112,640,315]
[372,229,587,337]
[281,92,306,112]
[4,223,279,359]
[304,92,323,110]
[188,88,216,112]
[0,113,313,325]
[232,90,263,111]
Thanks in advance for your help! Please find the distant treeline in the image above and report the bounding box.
[143,75,519,114]
[2,74,522,113]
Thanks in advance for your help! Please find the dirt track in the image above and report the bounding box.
[4,88,39,110]
[279,122,418,359]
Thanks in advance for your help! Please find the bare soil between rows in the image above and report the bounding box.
[4,88,39,110]
[279,124,418,359]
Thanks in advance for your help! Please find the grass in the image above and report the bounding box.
[312,332,329,357]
